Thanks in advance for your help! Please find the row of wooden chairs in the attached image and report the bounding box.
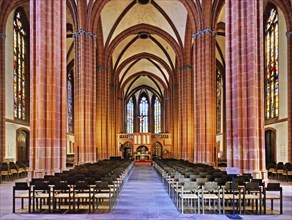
[153,158,283,215]
[0,161,28,182]
[13,160,134,213]
[267,162,292,180]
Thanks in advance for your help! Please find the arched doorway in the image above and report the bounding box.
[265,129,276,168]
[136,145,150,161]
[152,142,162,158]
[16,129,29,162]
[122,142,133,159]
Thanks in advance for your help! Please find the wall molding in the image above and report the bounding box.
[73,29,96,38]
[192,28,216,38]
[5,118,30,127]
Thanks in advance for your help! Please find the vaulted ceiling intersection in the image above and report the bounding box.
[100,0,187,100]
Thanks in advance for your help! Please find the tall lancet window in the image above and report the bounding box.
[139,96,148,133]
[67,71,74,133]
[127,97,134,133]
[154,97,161,133]
[216,71,222,133]
[13,9,29,121]
[265,5,279,120]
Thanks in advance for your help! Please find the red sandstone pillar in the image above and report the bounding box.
[172,83,180,159]
[226,0,265,177]
[29,0,67,178]
[193,29,217,165]
[74,30,97,164]
[287,31,292,162]
[0,34,5,162]
[179,65,194,161]
[73,0,97,164]
[96,65,109,160]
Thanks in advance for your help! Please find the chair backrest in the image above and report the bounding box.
[0,162,9,171]
[235,176,245,186]
[266,183,281,191]
[54,182,70,191]
[30,178,46,186]
[75,181,89,190]
[14,182,30,190]
[245,182,260,192]
[33,182,50,191]
[16,161,26,168]
[9,162,18,170]
[251,178,264,187]
[183,182,198,191]
[196,177,207,186]
[224,181,239,192]
[95,181,109,190]
[204,181,219,191]
[277,162,285,169]
[216,176,227,183]
[206,174,215,181]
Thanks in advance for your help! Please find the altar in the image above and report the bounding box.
[134,153,151,161]
[134,145,151,161]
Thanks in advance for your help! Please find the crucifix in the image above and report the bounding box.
[137,115,147,132]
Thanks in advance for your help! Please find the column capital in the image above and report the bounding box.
[286,31,292,37]
[176,65,193,71]
[73,29,96,38]
[0,34,6,39]
[192,28,216,38]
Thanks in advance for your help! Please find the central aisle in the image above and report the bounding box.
[111,164,179,219]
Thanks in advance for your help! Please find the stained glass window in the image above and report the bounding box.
[67,71,74,133]
[264,5,279,120]
[13,9,28,121]
[139,96,148,133]
[127,97,134,133]
[216,71,222,133]
[154,97,161,133]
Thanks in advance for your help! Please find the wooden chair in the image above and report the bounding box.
[276,162,285,180]
[267,162,277,178]
[282,163,292,181]
[179,182,200,214]
[52,181,72,212]
[16,161,27,177]
[264,183,283,214]
[73,181,92,212]
[9,162,19,179]
[221,181,242,214]
[13,182,31,213]
[93,181,114,212]
[173,177,190,206]
[0,162,12,181]
[242,182,263,214]
[200,181,221,214]
[32,182,51,213]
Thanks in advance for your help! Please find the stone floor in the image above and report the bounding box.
[0,165,292,220]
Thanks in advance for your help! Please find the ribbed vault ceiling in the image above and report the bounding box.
[100,0,188,99]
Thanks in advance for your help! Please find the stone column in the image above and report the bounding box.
[226,0,265,177]
[74,31,97,164]
[0,34,6,162]
[172,83,180,159]
[193,29,217,165]
[29,0,67,178]
[179,65,194,161]
[96,65,108,160]
[287,31,292,162]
